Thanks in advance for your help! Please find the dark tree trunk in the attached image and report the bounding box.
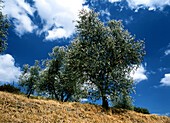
[54,91,59,101]
[102,95,109,110]
[27,89,33,98]
[51,93,54,99]
[52,85,59,100]
[64,93,71,102]
[61,91,64,102]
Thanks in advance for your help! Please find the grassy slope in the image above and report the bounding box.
[0,91,169,123]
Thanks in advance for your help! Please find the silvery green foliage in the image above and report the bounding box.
[113,92,134,110]
[38,46,66,100]
[0,0,10,53]
[38,46,85,102]
[68,9,145,109]
[19,61,41,98]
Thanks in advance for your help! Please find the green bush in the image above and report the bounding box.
[0,84,21,94]
[114,102,134,110]
[113,94,134,110]
[134,106,150,114]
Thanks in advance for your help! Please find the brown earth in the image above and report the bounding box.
[0,91,169,123]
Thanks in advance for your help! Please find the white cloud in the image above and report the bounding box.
[0,54,21,84]
[108,0,121,3]
[126,0,170,11]
[2,0,37,36]
[165,49,170,56]
[33,0,88,40]
[81,98,88,102]
[160,73,170,86]
[3,0,88,40]
[46,28,67,40]
[108,0,170,11]
[130,65,148,83]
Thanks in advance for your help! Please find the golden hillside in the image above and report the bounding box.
[0,91,169,123]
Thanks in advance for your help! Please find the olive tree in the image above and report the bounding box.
[38,46,84,102]
[0,0,10,53]
[68,9,145,109]
[19,61,41,98]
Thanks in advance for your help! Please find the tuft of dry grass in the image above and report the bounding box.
[0,91,169,123]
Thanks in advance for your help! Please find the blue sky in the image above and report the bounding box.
[0,0,170,116]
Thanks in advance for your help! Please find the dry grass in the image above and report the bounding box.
[0,91,169,123]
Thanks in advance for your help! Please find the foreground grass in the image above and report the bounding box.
[0,91,169,123]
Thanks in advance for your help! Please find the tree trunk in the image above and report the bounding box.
[64,93,71,102]
[61,91,64,102]
[102,95,109,110]
[27,89,33,98]
[54,91,59,101]
[52,85,59,100]
[51,93,54,99]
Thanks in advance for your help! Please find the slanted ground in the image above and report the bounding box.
[0,91,169,123]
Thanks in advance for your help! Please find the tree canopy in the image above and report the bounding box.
[68,9,145,109]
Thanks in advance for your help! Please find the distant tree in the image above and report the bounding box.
[113,92,134,110]
[68,9,145,109]
[19,61,41,98]
[38,46,84,102]
[134,106,150,114]
[0,83,21,94]
[0,0,10,53]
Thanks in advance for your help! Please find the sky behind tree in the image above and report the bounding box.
[0,0,170,116]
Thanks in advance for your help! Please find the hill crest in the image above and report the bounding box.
[0,91,169,122]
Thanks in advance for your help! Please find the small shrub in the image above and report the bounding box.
[0,84,21,94]
[134,106,150,114]
[114,103,133,110]
[113,94,134,111]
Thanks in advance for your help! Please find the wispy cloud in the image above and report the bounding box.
[0,54,21,84]
[34,0,88,40]
[3,0,88,40]
[165,49,170,56]
[130,65,148,83]
[100,8,111,21]
[108,0,170,11]
[3,0,37,36]
[125,16,134,24]
[108,0,121,3]
[152,112,170,117]
[160,73,170,86]
[158,67,167,72]
[127,0,170,11]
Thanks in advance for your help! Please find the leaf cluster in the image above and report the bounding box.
[0,0,10,53]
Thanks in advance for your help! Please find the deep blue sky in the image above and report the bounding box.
[1,0,170,116]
